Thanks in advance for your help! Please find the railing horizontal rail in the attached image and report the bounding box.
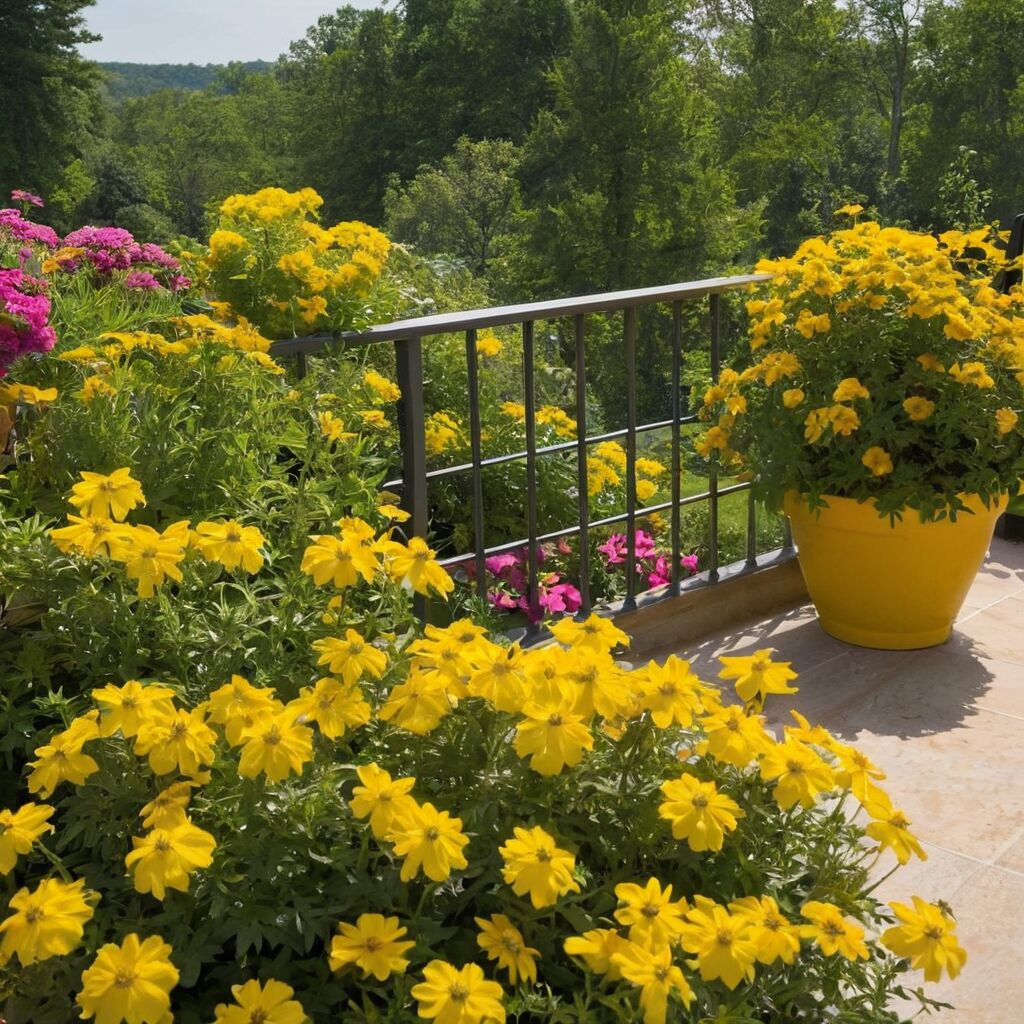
[268,274,770,355]
[438,481,753,568]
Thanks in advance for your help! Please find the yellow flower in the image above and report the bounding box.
[658,774,744,852]
[76,933,179,1024]
[59,345,99,362]
[916,353,945,372]
[835,203,864,216]
[636,478,657,502]
[782,388,805,409]
[91,679,177,738]
[476,914,539,984]
[0,382,58,404]
[425,411,462,454]
[77,375,117,403]
[50,514,128,558]
[475,330,503,357]
[729,895,801,965]
[193,520,265,573]
[359,408,390,429]
[349,763,417,839]
[379,536,454,597]
[548,613,629,653]
[830,742,888,804]
[614,878,689,948]
[499,825,580,909]
[996,407,1018,434]
[698,704,772,767]
[290,677,370,740]
[387,801,469,882]
[563,928,630,979]
[803,407,830,443]
[237,709,314,783]
[411,960,506,1024]
[828,404,860,436]
[379,670,455,735]
[759,738,834,810]
[363,369,402,402]
[717,648,797,709]
[27,721,100,798]
[501,400,526,421]
[864,797,928,864]
[204,675,280,746]
[794,308,831,338]
[0,803,54,874]
[68,467,145,521]
[378,502,410,522]
[329,913,415,980]
[678,896,758,989]
[513,692,593,776]
[319,409,356,444]
[902,396,935,421]
[467,643,528,713]
[948,361,995,388]
[0,877,94,966]
[800,901,869,960]
[861,446,894,476]
[133,707,217,776]
[560,648,630,720]
[301,529,380,588]
[114,522,191,599]
[694,425,730,458]
[139,781,198,830]
[312,629,388,686]
[213,978,306,1024]
[611,941,694,1024]
[124,820,217,900]
[637,655,706,728]
[833,377,870,402]
[881,897,966,982]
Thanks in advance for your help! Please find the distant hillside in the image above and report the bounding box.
[99,61,274,100]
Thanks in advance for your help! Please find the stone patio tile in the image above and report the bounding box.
[896,865,1024,1023]
[994,828,1024,874]
[869,839,984,910]
[952,598,1024,665]
[956,542,1024,614]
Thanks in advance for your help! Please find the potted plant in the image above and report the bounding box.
[698,212,1024,649]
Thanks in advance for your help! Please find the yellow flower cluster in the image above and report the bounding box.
[49,469,267,597]
[697,220,1024,488]
[207,188,392,336]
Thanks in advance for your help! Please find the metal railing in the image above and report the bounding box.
[270,274,786,628]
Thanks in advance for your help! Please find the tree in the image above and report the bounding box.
[384,138,523,276]
[0,0,102,200]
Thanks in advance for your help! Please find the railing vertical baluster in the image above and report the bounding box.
[574,314,591,616]
[746,489,757,567]
[782,518,794,553]
[395,336,428,621]
[296,352,308,379]
[670,300,682,596]
[522,321,541,630]
[708,294,721,583]
[624,307,638,611]
[465,329,487,600]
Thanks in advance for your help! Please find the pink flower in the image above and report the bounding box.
[485,552,521,576]
[635,530,657,560]
[124,271,161,290]
[167,274,191,291]
[599,534,626,564]
[681,553,699,574]
[10,189,43,208]
[540,582,582,615]
[0,208,59,248]
[0,268,56,373]
[488,590,518,610]
[557,538,573,555]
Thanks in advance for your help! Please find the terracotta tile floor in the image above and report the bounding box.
[643,536,1024,1023]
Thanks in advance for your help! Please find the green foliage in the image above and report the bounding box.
[99,61,274,101]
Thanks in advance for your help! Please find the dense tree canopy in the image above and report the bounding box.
[8,0,1023,298]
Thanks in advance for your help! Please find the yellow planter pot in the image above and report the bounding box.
[784,491,1008,650]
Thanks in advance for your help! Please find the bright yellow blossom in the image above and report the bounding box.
[563,928,629,979]
[290,677,370,739]
[68,467,145,521]
[729,895,801,965]
[499,825,580,908]
[411,960,506,1024]
[833,377,870,402]
[862,445,894,476]
[476,914,539,984]
[193,520,265,573]
[658,774,744,852]
[718,648,798,708]
[91,679,176,739]
[614,878,688,948]
[996,407,1018,434]
[133,708,217,777]
[379,536,455,597]
[903,396,935,421]
[759,738,834,809]
[0,876,94,966]
[881,897,966,982]
[612,941,694,1024]
[114,521,191,598]
[349,763,417,839]
[514,693,594,776]
[76,933,179,1024]
[124,820,217,899]
[800,901,869,960]
[329,913,415,980]
[678,896,758,989]
[237,709,314,782]
[0,803,54,875]
[312,629,388,685]
[387,801,469,882]
[204,675,280,746]
[213,978,306,1024]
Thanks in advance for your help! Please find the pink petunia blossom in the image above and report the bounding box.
[10,189,43,208]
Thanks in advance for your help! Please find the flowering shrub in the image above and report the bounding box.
[698,216,1024,519]
[45,226,189,292]
[0,208,967,1023]
[476,545,583,620]
[598,529,700,590]
[0,267,56,374]
[200,187,399,338]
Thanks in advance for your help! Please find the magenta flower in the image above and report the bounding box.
[681,553,699,574]
[167,274,191,291]
[0,268,56,374]
[10,190,43,208]
[598,534,626,564]
[124,271,161,290]
[0,209,59,248]
[540,582,582,615]
[485,552,520,576]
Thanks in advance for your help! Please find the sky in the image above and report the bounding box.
[80,0,383,64]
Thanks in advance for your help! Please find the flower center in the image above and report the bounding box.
[122,697,138,709]
[642,903,661,919]
[658,683,676,697]
[171,721,188,737]
[654,966,670,982]
[716,928,733,946]
[535,847,551,863]
[785,760,804,775]
[547,714,563,727]
[249,1011,269,1024]
[692,794,709,809]
[924,926,945,941]
[448,983,469,1002]
[24,906,43,924]
[349,642,364,654]
[140,547,158,559]
[425,827,440,841]
[364,936,382,951]
[890,812,910,829]
[263,726,282,746]
[225,529,242,543]
[154,836,172,852]
[113,969,136,988]
[823,920,845,937]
